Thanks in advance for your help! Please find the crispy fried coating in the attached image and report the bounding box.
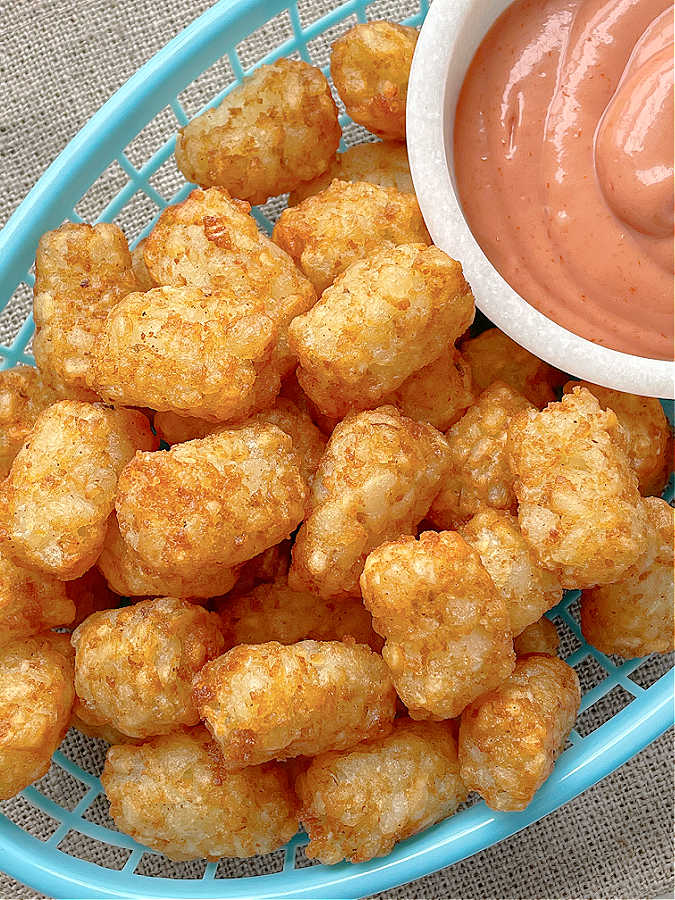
[289,244,474,418]
[0,546,74,646]
[152,411,217,445]
[70,696,141,745]
[297,718,466,864]
[64,567,118,630]
[175,59,340,205]
[0,633,75,800]
[102,726,298,861]
[289,140,413,206]
[280,368,339,436]
[116,424,306,577]
[460,508,563,636]
[72,597,225,739]
[193,640,396,768]
[144,188,315,379]
[33,223,140,400]
[361,531,514,719]
[508,387,652,589]
[383,348,475,431]
[1,401,157,580]
[581,497,674,657]
[216,578,383,651]
[0,366,59,479]
[330,21,418,140]
[288,406,449,600]
[458,654,580,811]
[88,285,279,422]
[272,180,430,294]
[130,238,156,291]
[461,328,565,409]
[428,382,533,529]
[564,381,671,497]
[97,515,240,599]
[514,618,560,657]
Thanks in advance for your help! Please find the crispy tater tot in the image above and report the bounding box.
[563,381,671,497]
[460,508,563,636]
[193,640,396,768]
[514,618,560,657]
[461,328,565,409]
[0,546,74,646]
[0,633,75,800]
[581,497,674,657]
[33,223,140,400]
[0,366,58,479]
[216,578,383,652]
[175,59,340,205]
[289,406,449,600]
[330,21,418,140]
[297,718,466,864]
[130,238,156,291]
[64,567,117,630]
[428,382,533,529]
[272,180,430,294]
[88,286,279,422]
[280,368,339,436]
[289,244,475,418]
[72,597,224,739]
[70,696,141,746]
[289,140,413,206]
[227,540,292,598]
[383,348,475,431]
[361,531,514,720]
[144,188,315,380]
[116,424,306,577]
[458,654,580,811]
[508,387,652,589]
[152,411,216,445]
[1,401,157,580]
[102,726,298,861]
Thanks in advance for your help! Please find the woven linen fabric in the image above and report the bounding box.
[0,0,673,897]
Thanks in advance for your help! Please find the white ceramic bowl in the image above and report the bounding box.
[407,0,674,399]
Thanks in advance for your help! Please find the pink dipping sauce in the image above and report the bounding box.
[454,0,674,360]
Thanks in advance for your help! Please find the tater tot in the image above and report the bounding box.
[1,401,157,580]
[216,578,383,651]
[564,381,671,497]
[461,328,565,409]
[428,382,533,530]
[64,567,117,630]
[361,531,514,720]
[514,618,560,657]
[289,244,474,418]
[102,726,298,861]
[175,59,340,205]
[458,654,580,811]
[460,508,563,636]
[0,366,58,479]
[193,640,396,768]
[228,540,292,598]
[508,387,652,589]
[289,140,413,206]
[0,633,75,800]
[116,424,306,577]
[72,597,224,739]
[272,180,430,294]
[581,497,674,657]
[130,238,156,291]
[88,286,279,422]
[144,188,315,380]
[33,223,140,400]
[330,21,418,140]
[383,348,475,431]
[280,368,339,436]
[289,406,449,600]
[97,515,240,599]
[297,719,466,864]
[0,546,74,646]
[70,696,141,746]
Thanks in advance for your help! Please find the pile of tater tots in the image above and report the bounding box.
[0,19,672,867]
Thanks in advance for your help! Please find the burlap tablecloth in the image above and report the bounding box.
[0,0,673,897]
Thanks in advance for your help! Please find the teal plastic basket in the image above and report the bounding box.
[0,1,672,897]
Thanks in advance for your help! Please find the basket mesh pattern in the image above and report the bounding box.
[0,0,672,896]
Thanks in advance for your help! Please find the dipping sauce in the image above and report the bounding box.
[454,0,674,360]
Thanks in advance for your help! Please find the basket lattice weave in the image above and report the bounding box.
[0,0,672,897]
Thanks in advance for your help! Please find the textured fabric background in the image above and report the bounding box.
[0,0,673,897]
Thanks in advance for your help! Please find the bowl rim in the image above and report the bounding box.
[406,0,674,400]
